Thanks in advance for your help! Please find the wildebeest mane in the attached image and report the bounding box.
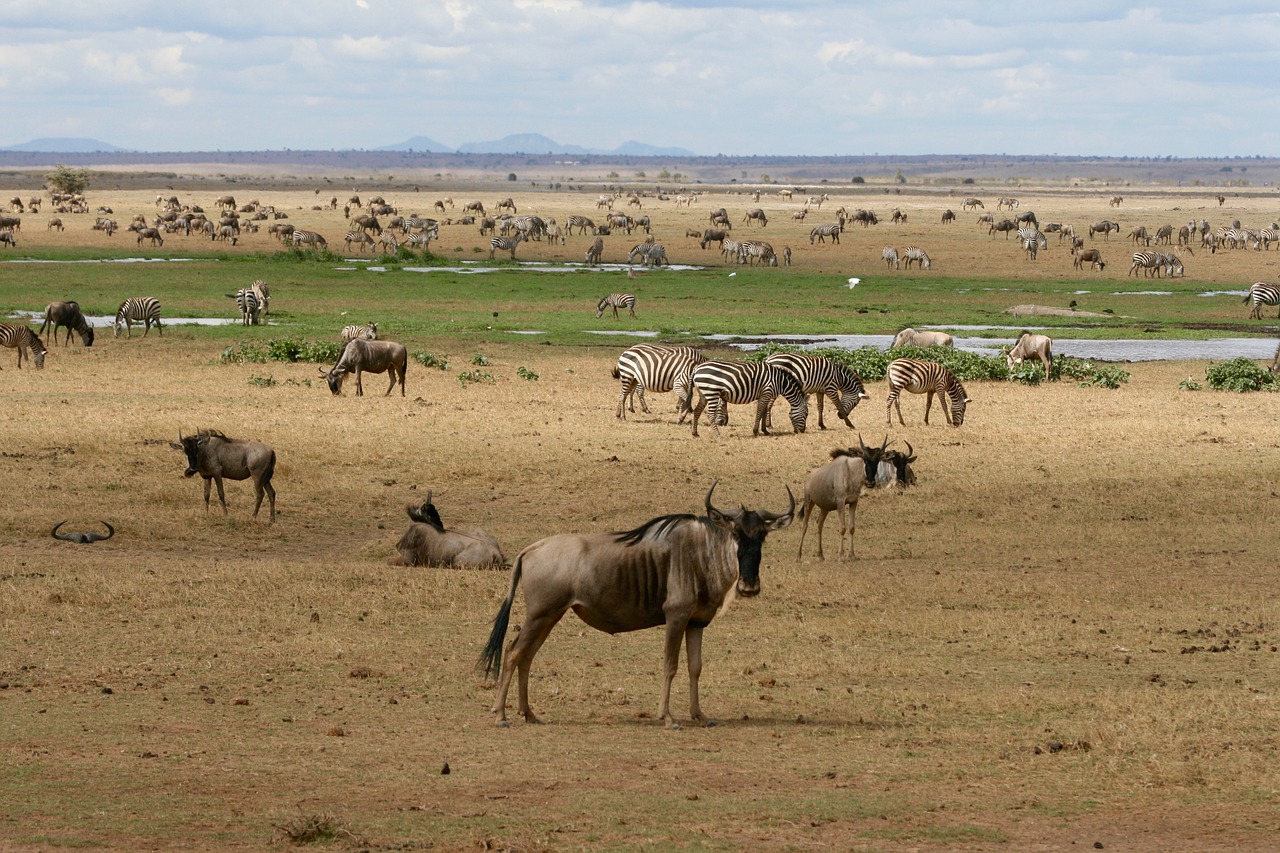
[613,513,698,546]
[196,428,231,441]
[406,501,445,531]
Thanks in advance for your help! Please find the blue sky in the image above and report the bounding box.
[1,1,1276,156]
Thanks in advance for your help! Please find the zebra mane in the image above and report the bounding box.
[613,513,697,546]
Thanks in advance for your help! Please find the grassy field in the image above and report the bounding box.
[2,177,1280,851]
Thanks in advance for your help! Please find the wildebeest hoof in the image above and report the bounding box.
[497,719,509,728]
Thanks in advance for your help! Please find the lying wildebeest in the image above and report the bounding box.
[479,483,795,728]
[1006,332,1054,380]
[38,301,94,347]
[891,327,954,348]
[389,493,505,568]
[796,436,888,561]
[170,429,277,523]
[51,520,114,543]
[877,441,917,488]
[322,338,407,397]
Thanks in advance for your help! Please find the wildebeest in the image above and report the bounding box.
[1006,332,1054,380]
[989,219,1019,238]
[322,338,408,397]
[796,437,889,561]
[51,520,115,543]
[1073,248,1106,271]
[877,441,917,488]
[388,493,505,568]
[479,483,795,728]
[38,301,94,347]
[170,429,277,523]
[891,328,954,348]
[1089,220,1121,240]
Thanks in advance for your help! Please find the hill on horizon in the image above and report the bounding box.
[2,137,128,153]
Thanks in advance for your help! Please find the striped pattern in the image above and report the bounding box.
[234,288,262,326]
[689,360,807,438]
[1244,282,1280,319]
[113,297,163,338]
[566,215,596,235]
[809,224,842,244]
[342,322,378,342]
[739,240,776,266]
[595,293,636,320]
[406,226,439,249]
[0,322,47,368]
[902,246,932,269]
[882,246,900,269]
[612,344,705,420]
[763,353,868,430]
[489,232,523,259]
[627,242,668,266]
[291,229,327,249]
[1129,250,1182,278]
[343,230,375,252]
[885,358,968,427]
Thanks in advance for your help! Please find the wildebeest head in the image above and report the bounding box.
[51,520,114,543]
[170,430,209,477]
[406,491,445,531]
[883,441,917,486]
[704,482,795,598]
[846,434,892,487]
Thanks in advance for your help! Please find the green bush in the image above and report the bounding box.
[414,350,449,371]
[222,337,342,365]
[1204,357,1280,392]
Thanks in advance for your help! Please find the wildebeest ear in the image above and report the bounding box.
[169,442,183,450]
[760,486,796,530]
[704,481,738,528]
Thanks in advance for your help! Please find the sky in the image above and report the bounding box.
[1,1,1277,158]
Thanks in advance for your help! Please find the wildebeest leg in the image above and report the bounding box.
[202,477,214,512]
[797,501,813,560]
[254,479,276,523]
[494,610,565,725]
[213,476,229,514]
[354,369,364,396]
[814,507,829,561]
[839,501,855,560]
[659,619,690,728]
[685,625,710,726]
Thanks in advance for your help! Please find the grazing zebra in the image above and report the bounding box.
[882,246,900,270]
[720,239,744,264]
[585,236,604,264]
[612,344,706,419]
[739,240,776,266]
[1244,282,1280,319]
[113,297,162,338]
[997,196,1019,210]
[809,223,841,244]
[1257,227,1280,251]
[342,322,378,341]
[404,215,438,232]
[234,288,262,326]
[406,226,439,249]
[0,322,47,368]
[343,230,375,252]
[688,360,807,438]
[291,229,327,249]
[961,197,983,211]
[763,353,869,430]
[247,279,270,316]
[1129,250,1181,278]
[902,246,932,270]
[885,358,969,427]
[596,293,636,320]
[489,232,523,260]
[627,242,668,266]
[566,215,597,235]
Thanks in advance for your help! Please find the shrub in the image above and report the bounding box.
[1204,357,1280,392]
[517,366,539,381]
[222,338,341,365]
[457,370,493,386]
[414,350,449,371]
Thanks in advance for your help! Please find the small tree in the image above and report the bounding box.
[46,164,91,195]
[507,172,517,181]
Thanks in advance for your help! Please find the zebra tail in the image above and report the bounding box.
[611,366,621,379]
[477,553,524,681]
[1242,292,1252,303]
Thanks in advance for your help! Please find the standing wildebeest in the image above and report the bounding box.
[1089,220,1121,240]
[322,337,408,396]
[891,328,954,348]
[39,301,94,347]
[990,219,1019,238]
[1073,248,1106,271]
[1006,332,1054,380]
[479,483,795,728]
[389,493,505,568]
[170,429,277,523]
[796,437,889,561]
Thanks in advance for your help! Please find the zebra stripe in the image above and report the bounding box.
[249,279,270,316]
[343,230,374,252]
[1129,250,1170,277]
[566,215,596,235]
[721,239,744,264]
[882,246,900,270]
[612,344,705,420]
[902,246,932,270]
[689,360,808,438]
[342,322,378,342]
[885,358,968,427]
[596,293,636,320]
[235,289,261,326]
[406,225,439,249]
[291,230,327,249]
[113,297,163,338]
[809,224,842,244]
[627,243,668,266]
[1244,282,1280,319]
[763,353,869,429]
[0,322,47,368]
[489,232,523,259]
[739,240,776,266]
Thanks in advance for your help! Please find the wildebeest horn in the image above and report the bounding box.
[84,521,114,542]
[903,440,916,462]
[704,480,722,518]
[51,520,75,542]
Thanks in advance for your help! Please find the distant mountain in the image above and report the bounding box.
[611,139,697,157]
[454,133,696,157]
[2,137,127,153]
[373,135,452,153]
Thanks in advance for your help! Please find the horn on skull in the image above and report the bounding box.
[50,520,76,542]
[903,440,916,462]
[86,521,115,543]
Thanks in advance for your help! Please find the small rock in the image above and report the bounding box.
[441,762,450,775]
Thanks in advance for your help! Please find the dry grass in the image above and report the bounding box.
[2,320,1280,850]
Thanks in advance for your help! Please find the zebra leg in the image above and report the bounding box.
[616,381,633,419]
[923,390,935,425]
[636,384,649,414]
[817,392,827,430]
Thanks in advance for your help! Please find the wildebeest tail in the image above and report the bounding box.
[477,553,524,680]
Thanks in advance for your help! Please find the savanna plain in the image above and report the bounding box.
[2,171,1280,851]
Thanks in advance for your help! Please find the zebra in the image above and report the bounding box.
[342,322,378,342]
[902,246,932,270]
[720,239,744,264]
[739,240,776,266]
[248,279,270,316]
[627,243,668,266]
[403,215,438,232]
[489,232,523,260]
[1019,227,1046,260]
[585,236,604,264]
[567,215,597,235]
[113,297,163,338]
[1244,282,1280,319]
[882,246,901,270]
[688,360,808,438]
[1257,227,1280,251]
[596,293,636,320]
[809,224,842,244]
[763,353,869,430]
[291,229,327,250]
[406,226,439,250]
[0,322,47,368]
[343,230,375,253]
[234,288,262,326]
[1128,251,1167,278]
[885,358,969,427]
[612,344,706,419]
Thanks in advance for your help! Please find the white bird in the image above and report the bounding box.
[846,277,860,289]
[728,272,736,277]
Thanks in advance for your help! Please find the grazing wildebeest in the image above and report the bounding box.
[389,493,505,568]
[170,429,277,523]
[891,328,954,348]
[322,338,408,397]
[38,301,94,347]
[1006,332,1054,380]
[479,483,795,728]
[796,436,889,561]
[51,520,114,543]
[1074,248,1105,271]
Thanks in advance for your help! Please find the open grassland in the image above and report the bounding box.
[2,177,1280,851]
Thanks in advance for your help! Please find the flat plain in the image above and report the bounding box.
[2,170,1279,851]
